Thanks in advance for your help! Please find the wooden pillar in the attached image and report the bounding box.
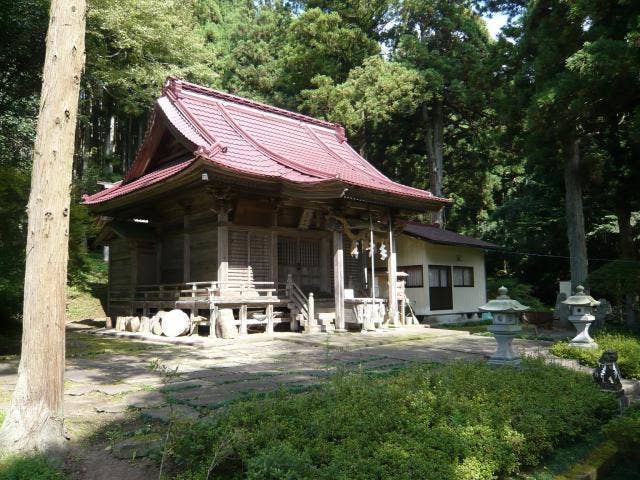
[387,215,399,327]
[217,210,229,286]
[239,305,248,336]
[155,240,162,284]
[332,229,346,332]
[307,292,315,333]
[270,231,278,285]
[183,209,191,283]
[129,240,138,315]
[106,242,113,328]
[209,305,218,338]
[320,236,330,292]
[265,304,274,334]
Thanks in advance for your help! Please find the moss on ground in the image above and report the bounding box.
[65,284,107,322]
[166,358,618,480]
[551,331,640,379]
[0,455,66,480]
[1,329,170,361]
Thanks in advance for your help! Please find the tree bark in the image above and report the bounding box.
[616,206,635,259]
[423,102,444,226]
[0,0,86,455]
[564,138,588,293]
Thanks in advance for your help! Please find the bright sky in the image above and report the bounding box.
[483,12,509,39]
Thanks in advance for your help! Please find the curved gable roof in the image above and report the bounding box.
[84,78,451,208]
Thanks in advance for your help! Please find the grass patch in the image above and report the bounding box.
[551,331,640,379]
[166,358,617,480]
[1,329,168,360]
[66,332,170,358]
[433,320,557,341]
[432,319,491,334]
[0,455,66,480]
[65,284,106,322]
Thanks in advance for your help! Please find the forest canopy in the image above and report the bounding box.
[0,0,638,322]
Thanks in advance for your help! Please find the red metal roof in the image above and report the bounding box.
[83,78,451,207]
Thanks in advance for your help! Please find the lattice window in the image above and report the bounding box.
[278,237,297,265]
[299,239,320,267]
[250,231,271,282]
[229,230,248,267]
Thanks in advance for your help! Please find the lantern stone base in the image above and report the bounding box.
[487,324,522,367]
[569,316,598,349]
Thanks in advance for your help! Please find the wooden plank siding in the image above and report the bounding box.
[108,238,133,316]
[161,234,183,283]
[190,226,218,282]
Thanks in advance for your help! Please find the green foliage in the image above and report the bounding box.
[587,260,640,308]
[86,0,220,115]
[604,404,640,454]
[486,275,549,311]
[551,331,640,379]
[166,360,617,479]
[282,8,379,94]
[0,455,66,480]
[0,166,29,321]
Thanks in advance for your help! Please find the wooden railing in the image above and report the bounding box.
[182,280,277,301]
[284,274,316,331]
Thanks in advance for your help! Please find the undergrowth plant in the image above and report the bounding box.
[551,331,640,379]
[166,358,617,480]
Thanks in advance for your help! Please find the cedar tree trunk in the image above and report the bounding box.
[564,138,588,293]
[0,0,86,454]
[423,102,445,226]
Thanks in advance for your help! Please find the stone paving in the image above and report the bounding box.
[0,324,554,427]
[0,324,588,479]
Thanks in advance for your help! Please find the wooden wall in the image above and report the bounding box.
[108,238,132,316]
[161,233,183,283]
[190,225,218,282]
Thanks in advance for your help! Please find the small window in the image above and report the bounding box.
[399,265,423,288]
[453,266,474,287]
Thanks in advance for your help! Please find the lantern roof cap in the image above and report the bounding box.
[479,286,529,313]
[562,285,600,307]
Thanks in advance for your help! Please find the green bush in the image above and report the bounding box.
[166,359,617,480]
[486,276,549,312]
[551,332,640,379]
[604,404,640,454]
[0,455,65,480]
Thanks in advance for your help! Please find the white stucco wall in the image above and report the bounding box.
[396,234,487,317]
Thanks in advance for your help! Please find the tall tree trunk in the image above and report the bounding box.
[0,0,86,454]
[423,102,444,226]
[564,138,588,293]
[616,205,635,259]
[615,207,637,329]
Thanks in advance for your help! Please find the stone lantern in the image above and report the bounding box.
[479,286,529,366]
[562,285,599,349]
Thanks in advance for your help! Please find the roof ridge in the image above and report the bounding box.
[216,101,334,180]
[164,76,342,133]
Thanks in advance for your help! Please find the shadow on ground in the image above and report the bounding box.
[0,324,555,479]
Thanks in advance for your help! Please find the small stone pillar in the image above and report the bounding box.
[479,286,529,367]
[562,285,599,349]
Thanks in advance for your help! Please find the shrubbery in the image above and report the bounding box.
[0,455,65,480]
[551,331,640,379]
[166,359,617,480]
[486,276,549,311]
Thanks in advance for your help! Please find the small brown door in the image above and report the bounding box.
[428,265,453,311]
